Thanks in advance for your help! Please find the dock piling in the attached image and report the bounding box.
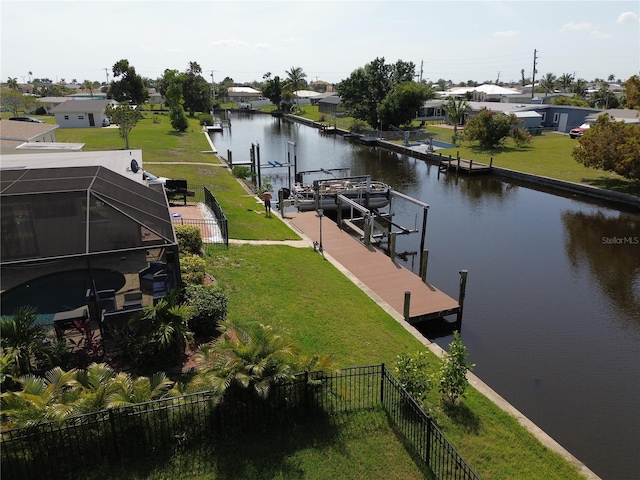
[419,249,429,283]
[456,270,468,328]
[403,291,411,322]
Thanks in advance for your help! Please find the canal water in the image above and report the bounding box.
[210,113,640,479]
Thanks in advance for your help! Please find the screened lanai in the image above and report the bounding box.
[1,165,180,328]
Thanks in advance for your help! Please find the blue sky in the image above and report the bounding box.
[2,0,638,85]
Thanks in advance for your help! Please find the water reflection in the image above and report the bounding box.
[562,210,640,325]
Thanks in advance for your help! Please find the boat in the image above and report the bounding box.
[206,121,223,132]
[284,176,391,212]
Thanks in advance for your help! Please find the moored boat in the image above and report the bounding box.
[285,177,391,212]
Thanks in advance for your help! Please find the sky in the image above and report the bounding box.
[1,0,639,86]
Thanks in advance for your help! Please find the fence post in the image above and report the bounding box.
[304,370,310,417]
[108,409,120,459]
[380,363,385,405]
[425,415,433,468]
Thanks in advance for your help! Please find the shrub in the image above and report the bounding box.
[35,106,46,115]
[175,225,203,255]
[395,351,432,407]
[185,284,228,337]
[438,331,474,404]
[350,119,367,134]
[511,127,533,147]
[232,165,253,179]
[199,113,213,126]
[180,254,206,285]
[319,113,327,122]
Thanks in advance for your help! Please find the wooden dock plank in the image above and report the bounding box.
[287,211,459,321]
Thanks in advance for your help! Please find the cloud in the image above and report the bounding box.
[590,30,611,39]
[209,39,250,48]
[561,21,591,31]
[617,11,639,23]
[494,30,518,37]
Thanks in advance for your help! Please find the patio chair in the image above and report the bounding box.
[122,290,143,309]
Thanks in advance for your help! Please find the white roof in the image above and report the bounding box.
[228,86,261,94]
[1,150,148,184]
[294,90,322,98]
[446,84,521,96]
[513,111,542,118]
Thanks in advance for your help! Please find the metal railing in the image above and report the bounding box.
[1,364,479,480]
[203,186,229,247]
[168,185,229,248]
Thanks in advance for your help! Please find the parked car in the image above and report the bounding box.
[569,123,590,139]
[102,118,111,127]
[9,117,44,123]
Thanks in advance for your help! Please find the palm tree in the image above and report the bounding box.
[82,79,95,98]
[0,307,52,375]
[286,66,307,106]
[540,73,557,97]
[443,97,470,141]
[558,73,574,93]
[571,78,588,97]
[130,289,193,361]
[0,367,80,428]
[608,74,616,83]
[105,371,174,408]
[6,77,18,90]
[192,320,300,399]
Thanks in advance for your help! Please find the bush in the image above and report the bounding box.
[319,113,327,122]
[395,351,432,407]
[185,284,228,337]
[199,113,213,126]
[175,225,203,255]
[35,106,46,115]
[350,119,367,134]
[232,166,253,179]
[511,128,533,147]
[180,254,206,285]
[438,331,474,404]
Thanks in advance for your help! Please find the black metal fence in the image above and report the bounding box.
[169,184,229,248]
[1,365,479,480]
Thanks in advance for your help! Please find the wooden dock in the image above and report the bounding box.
[438,157,491,174]
[287,211,460,323]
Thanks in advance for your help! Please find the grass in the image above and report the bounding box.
[48,109,587,478]
[206,244,586,480]
[78,410,430,480]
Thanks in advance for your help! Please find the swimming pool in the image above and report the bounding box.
[1,269,126,321]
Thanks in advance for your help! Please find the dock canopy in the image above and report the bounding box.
[1,165,176,265]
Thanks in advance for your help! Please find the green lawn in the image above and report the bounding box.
[82,410,431,480]
[206,244,586,480]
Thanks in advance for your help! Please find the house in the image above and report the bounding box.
[444,101,600,134]
[416,100,446,122]
[0,160,180,329]
[0,121,69,153]
[585,108,640,124]
[37,96,73,114]
[316,94,344,116]
[227,86,262,103]
[52,99,117,128]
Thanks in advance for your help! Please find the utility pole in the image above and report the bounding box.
[531,49,538,100]
[496,71,501,84]
[104,68,109,85]
[419,59,424,83]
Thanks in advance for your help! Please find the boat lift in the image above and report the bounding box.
[336,189,431,282]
